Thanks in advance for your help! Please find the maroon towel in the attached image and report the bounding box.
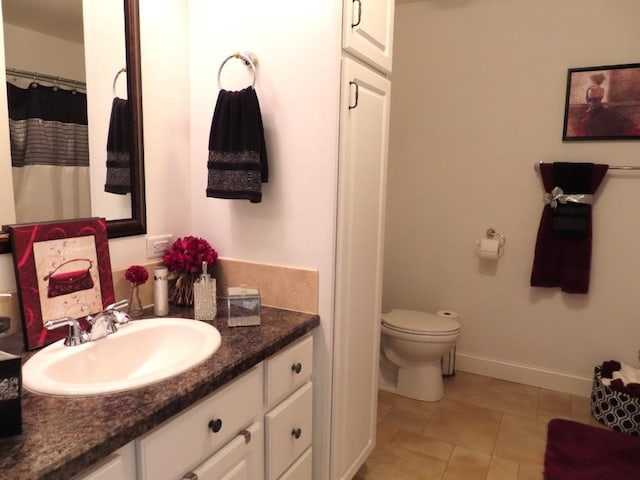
[530,162,608,294]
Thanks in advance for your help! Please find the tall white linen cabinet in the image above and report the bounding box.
[331,1,394,479]
[188,0,394,478]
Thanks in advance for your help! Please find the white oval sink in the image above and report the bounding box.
[23,318,221,396]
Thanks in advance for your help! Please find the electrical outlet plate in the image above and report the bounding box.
[146,234,173,259]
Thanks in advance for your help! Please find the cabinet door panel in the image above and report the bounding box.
[72,442,136,480]
[265,334,313,407]
[332,58,391,480]
[278,447,312,480]
[185,422,264,480]
[342,0,394,73]
[137,365,263,480]
[265,382,313,480]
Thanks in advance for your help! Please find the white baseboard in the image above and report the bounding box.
[455,352,593,398]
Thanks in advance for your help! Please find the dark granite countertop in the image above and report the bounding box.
[0,305,319,480]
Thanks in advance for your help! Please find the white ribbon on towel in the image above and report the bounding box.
[544,186,594,210]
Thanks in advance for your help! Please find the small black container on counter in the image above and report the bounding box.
[0,351,21,437]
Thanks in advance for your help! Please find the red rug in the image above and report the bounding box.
[544,418,640,480]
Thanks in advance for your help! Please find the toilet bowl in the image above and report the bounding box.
[379,309,460,401]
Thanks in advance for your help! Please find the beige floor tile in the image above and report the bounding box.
[486,456,518,480]
[517,463,544,480]
[537,389,571,422]
[379,390,440,416]
[490,379,540,398]
[392,429,454,461]
[444,372,492,398]
[442,446,491,480]
[377,402,392,422]
[569,394,606,428]
[382,405,431,434]
[493,415,547,466]
[424,398,502,454]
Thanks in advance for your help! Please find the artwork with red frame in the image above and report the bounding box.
[7,218,115,351]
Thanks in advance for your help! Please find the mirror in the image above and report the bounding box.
[0,0,146,254]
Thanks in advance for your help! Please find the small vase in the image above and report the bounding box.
[168,272,199,306]
[128,284,144,318]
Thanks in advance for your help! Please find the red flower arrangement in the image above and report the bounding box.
[125,265,149,286]
[162,236,218,274]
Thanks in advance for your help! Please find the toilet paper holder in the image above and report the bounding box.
[475,228,506,256]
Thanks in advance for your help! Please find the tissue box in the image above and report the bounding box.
[227,287,261,327]
[0,351,21,437]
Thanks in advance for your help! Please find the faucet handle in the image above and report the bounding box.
[106,299,128,311]
[44,317,87,346]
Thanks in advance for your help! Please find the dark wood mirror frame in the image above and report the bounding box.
[0,0,146,255]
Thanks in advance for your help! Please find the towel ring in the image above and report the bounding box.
[217,52,257,90]
[112,67,126,98]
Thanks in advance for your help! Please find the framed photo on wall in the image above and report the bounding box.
[562,63,640,141]
[7,218,115,351]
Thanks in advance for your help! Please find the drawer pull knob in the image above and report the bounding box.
[291,362,302,374]
[208,418,223,433]
[291,427,302,439]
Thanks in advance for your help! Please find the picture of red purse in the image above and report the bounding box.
[43,259,94,298]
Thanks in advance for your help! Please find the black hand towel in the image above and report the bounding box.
[530,162,608,294]
[206,87,268,203]
[552,162,593,237]
[104,97,131,194]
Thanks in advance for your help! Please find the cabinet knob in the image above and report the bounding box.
[291,427,302,439]
[208,418,223,433]
[291,362,302,374]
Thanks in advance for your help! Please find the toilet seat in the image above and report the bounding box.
[381,309,460,336]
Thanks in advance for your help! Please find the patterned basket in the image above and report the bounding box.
[590,365,640,436]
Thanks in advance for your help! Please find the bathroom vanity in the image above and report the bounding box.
[0,306,318,480]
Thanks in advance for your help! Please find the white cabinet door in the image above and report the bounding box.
[265,382,313,480]
[72,442,136,480]
[182,422,264,480]
[342,0,394,73]
[137,366,263,480]
[331,57,391,480]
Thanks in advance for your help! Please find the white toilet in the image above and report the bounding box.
[379,309,461,401]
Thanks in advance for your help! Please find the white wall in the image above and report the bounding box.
[385,0,640,395]
[188,2,342,478]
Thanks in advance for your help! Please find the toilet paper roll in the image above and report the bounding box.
[436,310,459,320]
[477,238,500,259]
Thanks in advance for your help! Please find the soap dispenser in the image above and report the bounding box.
[194,261,217,321]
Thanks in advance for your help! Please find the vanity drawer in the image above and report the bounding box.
[265,382,313,480]
[137,365,263,480]
[278,447,312,480]
[265,335,313,407]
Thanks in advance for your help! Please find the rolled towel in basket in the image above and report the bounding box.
[601,362,640,398]
[601,360,622,379]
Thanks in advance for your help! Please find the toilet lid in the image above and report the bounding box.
[381,309,460,335]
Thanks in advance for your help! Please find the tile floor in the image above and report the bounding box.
[354,371,604,480]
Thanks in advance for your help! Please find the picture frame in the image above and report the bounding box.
[562,63,640,141]
[7,218,115,351]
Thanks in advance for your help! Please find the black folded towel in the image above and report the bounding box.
[104,97,131,194]
[206,87,268,203]
[552,162,593,237]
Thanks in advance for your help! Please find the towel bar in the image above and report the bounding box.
[112,67,126,98]
[217,52,257,90]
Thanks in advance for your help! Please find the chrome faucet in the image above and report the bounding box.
[44,299,131,346]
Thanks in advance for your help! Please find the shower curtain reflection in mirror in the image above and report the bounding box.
[6,80,91,223]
